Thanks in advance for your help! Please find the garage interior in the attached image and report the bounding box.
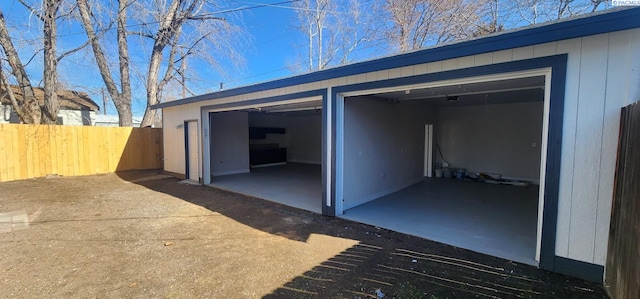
[204,75,547,266]
[207,100,324,213]
[339,76,546,266]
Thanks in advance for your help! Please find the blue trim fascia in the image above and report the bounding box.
[540,55,567,271]
[331,55,567,275]
[153,7,640,110]
[329,89,337,217]
[554,257,604,283]
[184,121,190,180]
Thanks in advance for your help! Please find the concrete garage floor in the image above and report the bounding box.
[211,165,539,265]
[208,163,323,213]
[341,178,540,266]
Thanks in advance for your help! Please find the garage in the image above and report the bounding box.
[336,74,546,265]
[204,98,325,214]
[153,8,640,282]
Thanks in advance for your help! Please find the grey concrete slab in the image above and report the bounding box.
[340,178,539,266]
[208,163,322,214]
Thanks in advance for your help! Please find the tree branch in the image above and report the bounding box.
[57,39,89,62]
[23,48,43,67]
[17,0,45,22]
[157,28,182,93]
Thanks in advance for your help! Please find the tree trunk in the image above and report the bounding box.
[308,22,313,71]
[0,9,41,124]
[316,2,323,70]
[42,0,61,124]
[77,0,132,126]
[116,0,132,126]
[140,0,183,128]
[115,102,132,127]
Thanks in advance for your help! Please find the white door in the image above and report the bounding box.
[187,121,199,181]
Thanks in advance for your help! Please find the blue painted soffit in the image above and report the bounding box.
[152,7,640,110]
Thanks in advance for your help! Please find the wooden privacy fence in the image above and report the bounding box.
[605,101,640,299]
[0,124,163,182]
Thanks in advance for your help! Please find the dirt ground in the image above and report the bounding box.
[0,170,609,299]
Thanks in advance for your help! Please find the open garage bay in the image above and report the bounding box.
[341,178,539,265]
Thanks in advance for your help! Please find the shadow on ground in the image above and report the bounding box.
[117,170,609,299]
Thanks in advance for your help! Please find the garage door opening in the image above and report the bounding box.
[337,73,548,266]
[206,99,324,213]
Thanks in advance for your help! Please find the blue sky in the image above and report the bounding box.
[236,3,300,85]
[0,1,306,115]
[0,1,614,115]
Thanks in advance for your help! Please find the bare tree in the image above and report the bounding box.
[383,0,488,52]
[41,0,63,123]
[0,0,73,124]
[509,0,608,25]
[0,11,40,124]
[76,0,244,127]
[473,0,504,36]
[589,0,607,12]
[137,0,206,127]
[381,0,608,53]
[129,0,244,127]
[292,0,374,72]
[0,0,93,124]
[293,0,330,71]
[77,0,133,126]
[336,0,377,65]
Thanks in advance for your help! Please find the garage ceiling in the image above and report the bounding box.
[369,76,545,106]
[242,100,323,114]
[242,76,545,113]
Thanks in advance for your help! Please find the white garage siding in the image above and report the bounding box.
[162,104,201,177]
[159,19,640,269]
[554,29,640,266]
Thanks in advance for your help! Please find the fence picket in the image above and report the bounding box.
[0,124,163,182]
[606,101,640,299]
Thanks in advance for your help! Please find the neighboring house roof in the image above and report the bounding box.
[152,6,640,110]
[0,85,100,111]
[94,114,142,125]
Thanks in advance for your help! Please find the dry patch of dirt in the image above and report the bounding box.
[0,171,608,298]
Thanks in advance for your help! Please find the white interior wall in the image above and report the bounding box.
[210,111,249,176]
[248,112,322,164]
[436,101,544,182]
[343,97,436,210]
[288,113,322,164]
